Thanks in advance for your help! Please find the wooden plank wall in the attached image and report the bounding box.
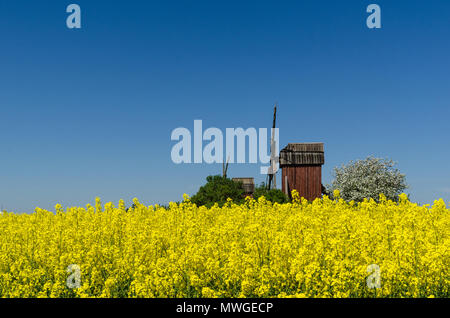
[282,165,322,201]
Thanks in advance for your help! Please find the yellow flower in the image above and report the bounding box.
[0,194,447,298]
[333,189,341,199]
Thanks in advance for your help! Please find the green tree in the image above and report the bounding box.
[253,182,289,204]
[328,156,408,202]
[191,175,245,208]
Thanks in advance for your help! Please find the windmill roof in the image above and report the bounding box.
[279,143,325,166]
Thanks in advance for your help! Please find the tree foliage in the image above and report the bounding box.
[253,183,289,204]
[191,175,244,208]
[329,156,408,202]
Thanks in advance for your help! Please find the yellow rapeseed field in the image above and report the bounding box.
[0,191,448,298]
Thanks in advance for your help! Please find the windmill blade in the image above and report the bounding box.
[268,103,277,190]
[223,155,230,178]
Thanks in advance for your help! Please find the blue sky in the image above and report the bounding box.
[0,0,449,212]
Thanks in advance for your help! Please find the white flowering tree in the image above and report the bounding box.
[329,156,408,202]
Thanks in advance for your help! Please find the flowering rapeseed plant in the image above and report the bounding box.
[0,192,448,298]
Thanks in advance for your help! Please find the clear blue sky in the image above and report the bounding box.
[0,0,449,212]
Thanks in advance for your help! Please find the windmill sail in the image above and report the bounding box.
[268,103,277,190]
